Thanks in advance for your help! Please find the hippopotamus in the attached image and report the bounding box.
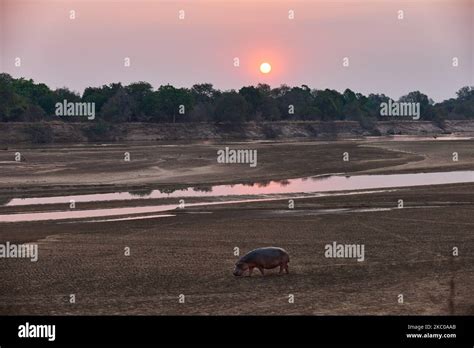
[233,247,290,277]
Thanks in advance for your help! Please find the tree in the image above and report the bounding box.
[125,82,154,122]
[239,86,263,120]
[260,96,281,121]
[214,92,249,123]
[365,93,390,118]
[399,91,434,120]
[83,83,123,115]
[456,86,473,100]
[191,83,218,103]
[0,74,49,122]
[188,102,214,122]
[1,73,473,124]
[154,85,194,123]
[100,87,133,123]
[276,86,316,120]
[313,89,345,120]
[9,77,56,117]
[271,84,291,98]
[54,87,81,103]
[52,88,81,121]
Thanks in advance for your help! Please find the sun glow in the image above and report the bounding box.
[260,62,272,74]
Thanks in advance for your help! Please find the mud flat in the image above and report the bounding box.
[0,137,473,195]
[0,137,473,315]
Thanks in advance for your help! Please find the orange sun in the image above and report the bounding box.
[260,62,272,74]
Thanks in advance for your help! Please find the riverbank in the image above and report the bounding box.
[1,120,474,145]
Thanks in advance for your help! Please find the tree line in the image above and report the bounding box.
[1,73,472,128]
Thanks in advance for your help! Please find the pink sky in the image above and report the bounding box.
[0,0,472,101]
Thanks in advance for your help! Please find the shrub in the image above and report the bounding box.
[357,115,376,131]
[25,123,53,144]
[83,120,114,142]
[262,124,279,139]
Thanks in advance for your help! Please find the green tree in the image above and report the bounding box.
[10,77,55,116]
[100,87,133,123]
[155,85,194,123]
[399,91,434,120]
[83,83,123,115]
[239,86,263,120]
[191,83,218,103]
[214,92,249,123]
[125,82,154,122]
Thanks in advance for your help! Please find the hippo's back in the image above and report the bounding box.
[242,247,289,264]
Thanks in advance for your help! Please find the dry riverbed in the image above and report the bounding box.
[0,138,473,315]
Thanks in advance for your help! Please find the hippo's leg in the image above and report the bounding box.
[258,267,264,276]
[248,266,254,277]
[284,264,289,274]
[279,265,284,274]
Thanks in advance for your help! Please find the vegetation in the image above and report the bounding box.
[1,73,473,130]
[82,120,115,142]
[24,123,54,144]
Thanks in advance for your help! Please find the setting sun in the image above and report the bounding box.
[260,62,272,74]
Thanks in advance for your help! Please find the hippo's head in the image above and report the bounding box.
[233,261,248,276]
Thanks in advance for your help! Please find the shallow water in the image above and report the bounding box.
[1,170,473,222]
[0,190,387,223]
[6,170,474,207]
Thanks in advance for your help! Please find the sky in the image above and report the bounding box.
[0,0,472,102]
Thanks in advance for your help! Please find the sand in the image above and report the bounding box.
[0,138,473,315]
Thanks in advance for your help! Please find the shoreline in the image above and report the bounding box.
[1,120,474,145]
[2,136,474,194]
